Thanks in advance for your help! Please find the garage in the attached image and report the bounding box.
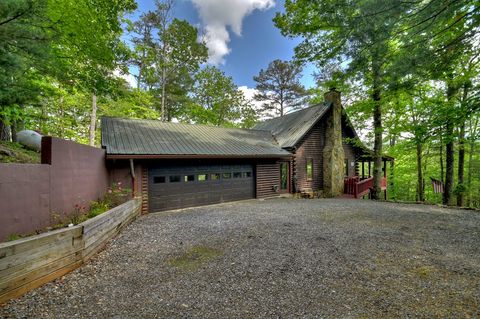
[102,117,292,213]
[148,164,254,212]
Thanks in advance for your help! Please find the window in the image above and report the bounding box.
[184,175,195,182]
[211,173,221,180]
[198,174,208,181]
[153,176,166,184]
[223,172,232,179]
[243,172,252,178]
[306,158,313,181]
[169,175,181,183]
[344,159,349,177]
[233,172,242,178]
[280,163,288,190]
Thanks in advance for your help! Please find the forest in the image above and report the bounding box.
[1,0,479,208]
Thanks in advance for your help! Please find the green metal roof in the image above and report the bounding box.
[253,102,331,148]
[101,117,291,158]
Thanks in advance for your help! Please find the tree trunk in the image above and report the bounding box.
[456,83,469,206]
[439,137,444,184]
[467,140,475,207]
[443,83,457,205]
[371,84,383,200]
[389,160,395,201]
[11,121,17,142]
[457,123,465,206]
[416,142,424,202]
[89,92,97,146]
[161,66,167,122]
[0,119,11,141]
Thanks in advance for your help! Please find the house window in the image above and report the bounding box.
[184,175,195,182]
[198,174,208,181]
[280,162,288,190]
[306,158,313,181]
[223,172,232,179]
[153,176,166,184]
[233,172,242,178]
[211,173,221,180]
[169,175,181,183]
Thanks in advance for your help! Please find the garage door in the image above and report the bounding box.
[148,164,254,212]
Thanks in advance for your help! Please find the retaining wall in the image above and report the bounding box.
[0,137,110,241]
[0,199,141,304]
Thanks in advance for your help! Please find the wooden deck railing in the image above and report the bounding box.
[344,176,387,198]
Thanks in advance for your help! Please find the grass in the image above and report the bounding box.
[167,245,223,271]
[0,141,40,164]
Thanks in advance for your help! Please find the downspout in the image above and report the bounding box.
[130,159,136,198]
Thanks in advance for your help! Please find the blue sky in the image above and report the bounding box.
[129,0,316,90]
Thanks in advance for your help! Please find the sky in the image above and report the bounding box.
[128,0,316,93]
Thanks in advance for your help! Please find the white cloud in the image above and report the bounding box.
[191,0,275,65]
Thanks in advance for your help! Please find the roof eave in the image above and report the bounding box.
[106,153,293,160]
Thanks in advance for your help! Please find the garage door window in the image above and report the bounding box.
[211,173,221,180]
[169,175,181,183]
[185,175,195,182]
[153,176,166,183]
[198,174,208,181]
[223,173,232,179]
[233,172,242,178]
[243,172,252,178]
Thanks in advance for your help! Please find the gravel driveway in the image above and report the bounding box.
[1,199,479,318]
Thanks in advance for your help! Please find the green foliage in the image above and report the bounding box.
[253,59,308,117]
[186,66,256,128]
[0,141,40,163]
[7,233,21,242]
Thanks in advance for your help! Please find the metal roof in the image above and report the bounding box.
[101,117,291,158]
[253,102,331,148]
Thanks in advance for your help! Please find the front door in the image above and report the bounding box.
[280,162,289,193]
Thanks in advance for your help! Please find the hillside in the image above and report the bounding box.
[0,141,40,164]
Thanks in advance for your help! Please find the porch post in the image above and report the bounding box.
[362,161,365,179]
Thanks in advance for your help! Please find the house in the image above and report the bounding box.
[101,89,393,213]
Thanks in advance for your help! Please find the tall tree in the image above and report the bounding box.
[274,0,409,199]
[156,18,208,121]
[188,66,253,127]
[0,0,51,141]
[253,59,307,117]
[47,0,137,145]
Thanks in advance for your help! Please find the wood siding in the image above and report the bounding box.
[343,142,356,177]
[342,125,359,177]
[294,121,326,191]
[256,162,281,198]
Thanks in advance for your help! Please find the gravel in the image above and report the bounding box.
[1,198,479,318]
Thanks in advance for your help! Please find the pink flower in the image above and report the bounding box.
[108,189,113,194]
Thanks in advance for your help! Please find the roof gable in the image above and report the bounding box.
[101,117,291,158]
[253,102,331,148]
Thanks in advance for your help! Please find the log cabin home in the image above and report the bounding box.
[102,89,393,213]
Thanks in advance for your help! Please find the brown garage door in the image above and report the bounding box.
[148,164,254,212]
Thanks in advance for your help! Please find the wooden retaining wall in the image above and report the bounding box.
[0,199,140,304]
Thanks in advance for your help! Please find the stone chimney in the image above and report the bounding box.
[322,88,345,197]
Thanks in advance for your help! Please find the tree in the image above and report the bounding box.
[128,1,208,121]
[253,59,307,117]
[156,18,208,121]
[187,66,255,127]
[274,0,411,199]
[47,0,137,145]
[0,0,51,141]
